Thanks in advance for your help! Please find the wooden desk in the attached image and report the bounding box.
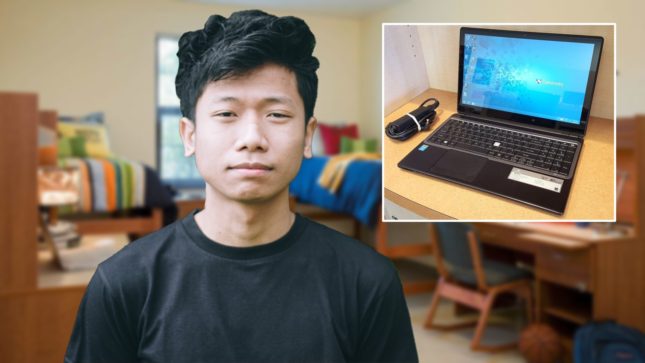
[384,88,615,220]
[474,222,643,344]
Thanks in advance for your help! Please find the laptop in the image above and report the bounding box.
[398,27,604,215]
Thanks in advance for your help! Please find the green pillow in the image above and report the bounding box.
[340,136,378,154]
[58,121,112,158]
[58,136,88,158]
[58,137,72,158]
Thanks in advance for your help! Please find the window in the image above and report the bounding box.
[156,35,203,189]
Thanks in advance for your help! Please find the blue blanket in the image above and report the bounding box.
[289,156,382,226]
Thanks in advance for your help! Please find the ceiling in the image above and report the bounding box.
[183,0,405,17]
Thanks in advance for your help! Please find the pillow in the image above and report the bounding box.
[58,136,88,158]
[57,137,73,158]
[58,122,112,158]
[339,136,378,154]
[317,123,359,155]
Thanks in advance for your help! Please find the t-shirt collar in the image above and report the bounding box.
[181,209,306,260]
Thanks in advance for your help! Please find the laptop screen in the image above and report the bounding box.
[458,28,603,131]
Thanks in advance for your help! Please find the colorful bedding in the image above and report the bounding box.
[289,156,382,226]
[58,157,172,213]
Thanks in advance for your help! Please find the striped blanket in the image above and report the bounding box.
[58,157,147,213]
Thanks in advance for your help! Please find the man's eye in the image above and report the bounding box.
[215,112,236,118]
[212,112,237,122]
[268,112,291,119]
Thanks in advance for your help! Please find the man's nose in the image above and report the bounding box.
[234,116,269,152]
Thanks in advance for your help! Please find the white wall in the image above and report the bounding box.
[383,25,429,116]
[0,0,363,167]
[363,0,645,134]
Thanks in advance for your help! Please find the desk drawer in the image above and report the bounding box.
[537,246,593,292]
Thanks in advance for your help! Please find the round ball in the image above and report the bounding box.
[519,323,563,363]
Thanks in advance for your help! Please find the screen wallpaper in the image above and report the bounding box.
[461,33,595,124]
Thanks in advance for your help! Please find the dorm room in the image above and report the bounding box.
[2,90,644,362]
[2,1,645,363]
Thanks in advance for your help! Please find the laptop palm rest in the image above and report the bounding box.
[430,150,487,183]
[397,143,570,214]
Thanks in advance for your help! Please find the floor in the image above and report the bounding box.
[406,292,527,363]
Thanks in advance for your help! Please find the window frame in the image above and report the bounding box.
[155,33,204,190]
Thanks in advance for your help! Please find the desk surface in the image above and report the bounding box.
[384,88,615,220]
[478,222,634,251]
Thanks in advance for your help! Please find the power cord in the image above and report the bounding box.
[385,98,440,141]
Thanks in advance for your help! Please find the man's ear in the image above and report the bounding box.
[303,117,317,159]
[179,117,196,157]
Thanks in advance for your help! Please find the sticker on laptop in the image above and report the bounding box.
[418,144,429,151]
[508,167,564,193]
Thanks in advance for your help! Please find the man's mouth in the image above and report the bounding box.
[229,163,273,175]
[228,162,273,171]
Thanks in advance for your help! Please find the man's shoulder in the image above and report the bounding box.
[97,220,183,284]
[301,217,398,286]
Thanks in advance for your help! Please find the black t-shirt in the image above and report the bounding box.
[65,211,418,363]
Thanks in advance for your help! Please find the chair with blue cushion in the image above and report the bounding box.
[424,223,534,352]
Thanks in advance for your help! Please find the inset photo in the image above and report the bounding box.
[383,23,615,221]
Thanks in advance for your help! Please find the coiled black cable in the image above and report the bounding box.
[385,98,440,141]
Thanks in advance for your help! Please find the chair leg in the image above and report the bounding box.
[470,283,534,352]
[424,281,443,329]
[470,292,496,350]
[425,280,481,331]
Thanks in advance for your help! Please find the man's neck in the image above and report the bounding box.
[194,188,295,248]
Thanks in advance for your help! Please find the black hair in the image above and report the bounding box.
[175,10,319,123]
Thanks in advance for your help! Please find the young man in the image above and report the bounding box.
[65,10,417,363]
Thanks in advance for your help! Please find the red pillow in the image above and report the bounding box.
[317,123,359,155]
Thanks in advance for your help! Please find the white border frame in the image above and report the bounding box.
[381,22,617,223]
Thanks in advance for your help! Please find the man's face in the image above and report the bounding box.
[180,63,316,204]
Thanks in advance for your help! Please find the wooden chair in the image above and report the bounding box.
[424,223,534,352]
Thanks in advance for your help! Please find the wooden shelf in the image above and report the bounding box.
[543,306,591,325]
[539,281,593,324]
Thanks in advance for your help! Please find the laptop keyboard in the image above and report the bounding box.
[426,118,579,178]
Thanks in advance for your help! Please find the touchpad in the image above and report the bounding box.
[430,150,487,182]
